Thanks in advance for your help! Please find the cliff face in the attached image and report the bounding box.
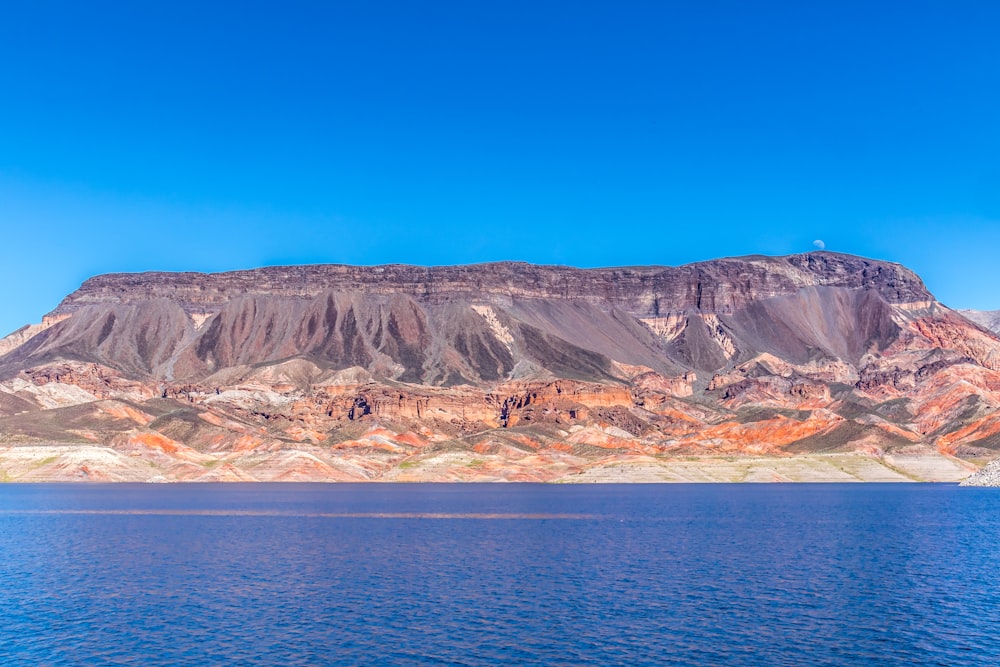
[0,251,993,482]
[52,252,931,315]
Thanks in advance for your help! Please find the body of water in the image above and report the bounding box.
[1,483,998,665]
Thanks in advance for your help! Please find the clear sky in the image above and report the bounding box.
[1,1,998,335]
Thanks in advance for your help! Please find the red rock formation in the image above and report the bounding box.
[0,252,998,481]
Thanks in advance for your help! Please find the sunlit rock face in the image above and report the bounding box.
[0,251,996,482]
[960,309,1000,336]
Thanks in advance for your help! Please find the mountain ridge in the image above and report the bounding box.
[0,251,996,483]
[50,251,931,316]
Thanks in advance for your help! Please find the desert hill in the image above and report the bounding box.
[1,252,997,482]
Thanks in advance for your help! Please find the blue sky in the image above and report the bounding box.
[1,1,998,335]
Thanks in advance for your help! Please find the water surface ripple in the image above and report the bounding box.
[0,483,997,666]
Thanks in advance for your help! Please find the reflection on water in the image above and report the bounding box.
[0,510,597,518]
[1,483,998,666]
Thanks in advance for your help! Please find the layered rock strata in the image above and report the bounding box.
[0,251,995,482]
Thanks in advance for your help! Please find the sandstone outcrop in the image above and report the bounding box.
[0,251,996,482]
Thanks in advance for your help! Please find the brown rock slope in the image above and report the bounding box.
[0,252,994,482]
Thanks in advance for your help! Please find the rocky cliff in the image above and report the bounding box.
[0,252,993,482]
[960,309,1000,336]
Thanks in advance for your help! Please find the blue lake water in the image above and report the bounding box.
[1,483,998,666]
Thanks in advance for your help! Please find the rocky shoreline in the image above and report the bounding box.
[960,458,1000,486]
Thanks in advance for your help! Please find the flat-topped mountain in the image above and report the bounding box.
[3,253,936,383]
[54,252,929,313]
[0,252,996,482]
